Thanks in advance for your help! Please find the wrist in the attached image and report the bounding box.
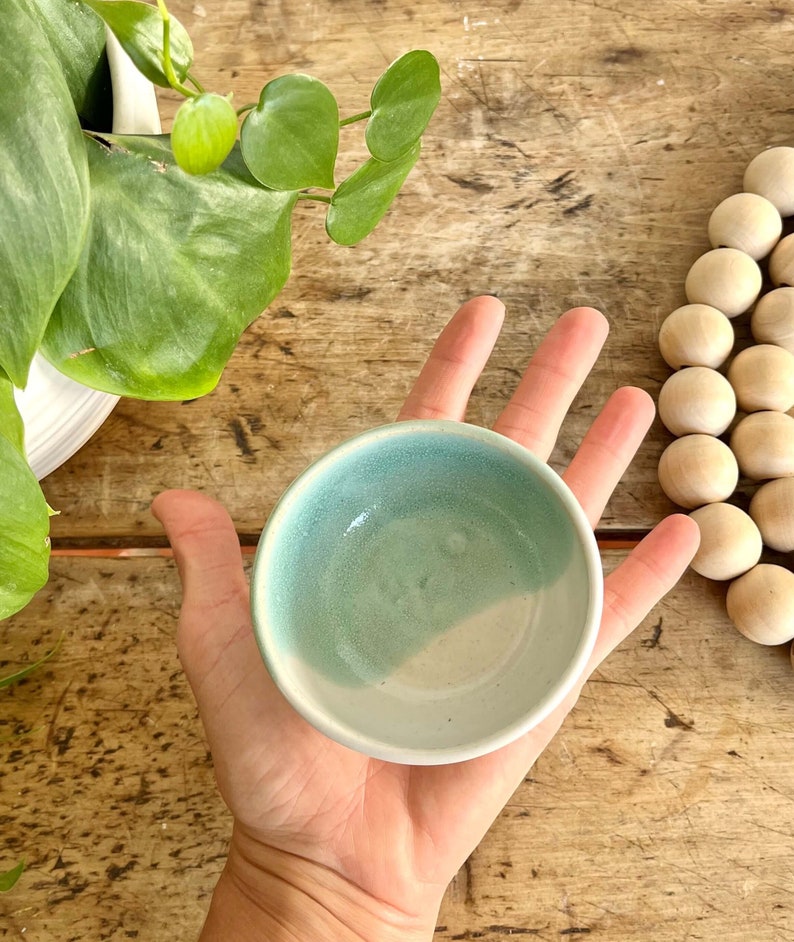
[199,824,437,942]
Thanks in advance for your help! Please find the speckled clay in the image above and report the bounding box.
[250,420,602,765]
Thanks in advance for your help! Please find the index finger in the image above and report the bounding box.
[397,295,505,422]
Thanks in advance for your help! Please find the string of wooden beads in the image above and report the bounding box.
[657,146,794,662]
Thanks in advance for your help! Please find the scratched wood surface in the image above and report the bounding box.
[40,0,794,541]
[2,556,793,939]
[5,0,794,939]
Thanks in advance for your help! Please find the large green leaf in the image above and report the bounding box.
[326,143,421,246]
[0,379,51,622]
[0,376,26,455]
[366,51,440,162]
[241,74,339,190]
[80,0,193,89]
[0,1,91,388]
[25,0,113,129]
[42,135,298,399]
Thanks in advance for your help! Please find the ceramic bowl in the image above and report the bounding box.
[251,420,602,765]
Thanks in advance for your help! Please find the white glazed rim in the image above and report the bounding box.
[251,420,603,766]
[13,30,161,480]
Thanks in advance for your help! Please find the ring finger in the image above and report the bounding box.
[562,385,656,528]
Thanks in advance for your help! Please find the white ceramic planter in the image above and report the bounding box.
[14,31,161,480]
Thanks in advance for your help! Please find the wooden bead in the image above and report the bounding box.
[658,303,734,369]
[707,192,782,260]
[769,233,794,287]
[657,367,736,436]
[684,248,762,318]
[658,434,739,510]
[727,343,794,412]
[689,502,762,581]
[750,287,794,354]
[730,411,794,480]
[726,564,794,645]
[743,146,794,216]
[749,477,794,552]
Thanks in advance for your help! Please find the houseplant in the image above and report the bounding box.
[0,0,440,623]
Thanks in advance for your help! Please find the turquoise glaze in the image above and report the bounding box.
[251,421,602,764]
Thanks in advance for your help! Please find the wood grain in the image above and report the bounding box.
[41,0,794,539]
[2,555,792,939]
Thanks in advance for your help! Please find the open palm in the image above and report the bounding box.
[152,296,698,931]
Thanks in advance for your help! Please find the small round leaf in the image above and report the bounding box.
[366,50,440,162]
[172,94,238,175]
[326,143,421,246]
[241,74,339,190]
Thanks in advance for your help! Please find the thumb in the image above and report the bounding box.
[152,489,318,804]
[151,489,253,696]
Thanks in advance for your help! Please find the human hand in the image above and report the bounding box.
[152,296,699,941]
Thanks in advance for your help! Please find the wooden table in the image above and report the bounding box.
[3,1,794,938]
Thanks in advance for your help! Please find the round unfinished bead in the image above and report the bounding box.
[730,411,794,480]
[658,434,739,510]
[769,233,794,287]
[749,477,794,552]
[707,192,782,260]
[750,287,794,354]
[743,146,794,216]
[658,304,734,369]
[657,367,736,436]
[726,564,794,645]
[689,502,762,581]
[684,248,762,318]
[727,343,794,412]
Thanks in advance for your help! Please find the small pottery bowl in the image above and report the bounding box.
[251,420,602,765]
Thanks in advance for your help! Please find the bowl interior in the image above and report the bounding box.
[252,421,600,763]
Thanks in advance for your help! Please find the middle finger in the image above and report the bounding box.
[492,306,609,460]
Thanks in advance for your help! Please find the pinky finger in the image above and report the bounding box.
[588,513,700,670]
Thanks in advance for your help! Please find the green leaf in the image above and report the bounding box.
[24,0,113,129]
[326,143,421,246]
[0,633,63,688]
[366,51,440,162]
[80,0,193,88]
[0,1,91,388]
[0,379,51,621]
[0,379,26,457]
[0,861,24,893]
[241,74,339,190]
[41,135,298,399]
[172,93,238,175]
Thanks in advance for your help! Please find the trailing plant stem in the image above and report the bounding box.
[339,110,372,127]
[186,71,206,94]
[297,193,332,203]
[156,0,197,98]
